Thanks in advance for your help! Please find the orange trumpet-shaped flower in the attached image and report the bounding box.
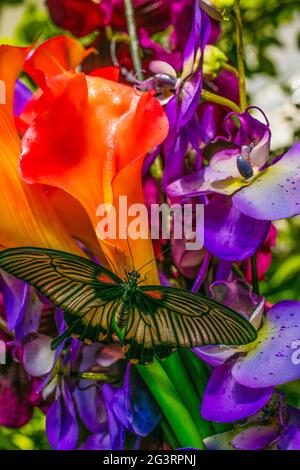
[20,65,169,281]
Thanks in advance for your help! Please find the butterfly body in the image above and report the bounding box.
[0,247,257,364]
[114,271,141,329]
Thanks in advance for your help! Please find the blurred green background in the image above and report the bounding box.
[0,0,299,450]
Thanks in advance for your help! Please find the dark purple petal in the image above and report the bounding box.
[201,362,273,422]
[79,343,101,372]
[233,142,300,220]
[232,301,300,388]
[178,2,210,127]
[139,28,182,70]
[113,367,161,437]
[79,432,111,450]
[164,127,189,184]
[46,382,78,450]
[204,194,270,261]
[102,384,122,450]
[278,425,300,450]
[1,273,28,330]
[216,108,270,148]
[191,252,211,292]
[14,290,43,339]
[73,381,107,433]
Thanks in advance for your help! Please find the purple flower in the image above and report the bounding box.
[113,364,162,437]
[46,380,79,450]
[160,1,211,186]
[1,272,43,339]
[195,283,300,423]
[168,108,271,196]
[168,108,300,221]
[204,194,270,261]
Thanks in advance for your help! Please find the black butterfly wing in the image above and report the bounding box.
[123,285,257,364]
[0,247,123,343]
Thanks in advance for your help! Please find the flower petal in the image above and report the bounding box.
[233,142,300,220]
[203,430,236,450]
[193,345,237,367]
[113,367,161,437]
[23,335,55,377]
[278,425,300,450]
[46,382,78,450]
[209,279,264,324]
[0,45,83,253]
[24,36,92,88]
[204,195,270,261]
[232,301,300,388]
[179,3,210,126]
[20,72,168,279]
[80,432,111,450]
[73,381,107,433]
[232,426,279,450]
[201,362,273,422]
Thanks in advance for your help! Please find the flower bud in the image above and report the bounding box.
[23,335,55,377]
[208,0,236,10]
[203,45,228,78]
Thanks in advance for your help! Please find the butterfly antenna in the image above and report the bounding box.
[137,243,172,273]
[105,249,120,276]
[114,245,126,278]
[127,236,135,271]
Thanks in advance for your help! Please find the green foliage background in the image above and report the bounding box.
[0,0,299,450]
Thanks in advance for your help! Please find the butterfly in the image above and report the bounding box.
[0,247,257,364]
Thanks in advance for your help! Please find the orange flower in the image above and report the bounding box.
[19,38,169,281]
[0,43,83,254]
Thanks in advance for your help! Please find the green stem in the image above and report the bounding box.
[180,350,232,435]
[223,63,239,77]
[114,322,205,448]
[72,372,115,382]
[138,360,205,449]
[0,318,13,338]
[202,89,241,113]
[124,0,143,80]
[160,352,213,439]
[251,254,260,295]
[234,0,247,111]
[160,418,180,449]
[179,350,210,397]
[232,262,246,280]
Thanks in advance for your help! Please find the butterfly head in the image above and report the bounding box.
[127,270,141,284]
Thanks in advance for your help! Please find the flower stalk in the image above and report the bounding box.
[202,89,241,113]
[124,0,143,81]
[234,0,247,110]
